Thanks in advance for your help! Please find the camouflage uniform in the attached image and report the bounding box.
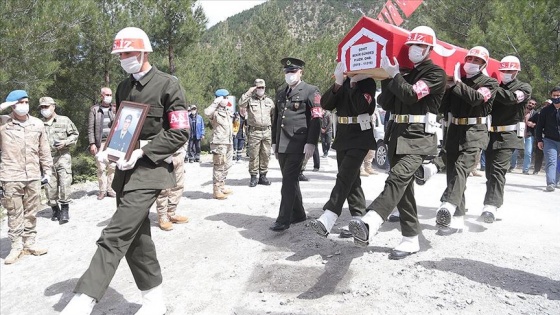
[239,80,275,179]
[42,113,79,207]
[0,113,53,262]
[155,147,188,230]
[204,101,233,198]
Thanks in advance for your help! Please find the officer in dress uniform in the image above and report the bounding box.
[61,27,189,315]
[481,56,531,223]
[426,46,499,236]
[270,57,322,231]
[310,62,377,238]
[348,26,447,259]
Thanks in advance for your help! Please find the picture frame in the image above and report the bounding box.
[103,101,150,163]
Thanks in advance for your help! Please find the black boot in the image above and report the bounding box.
[59,203,69,224]
[249,175,258,187]
[258,174,271,185]
[51,205,60,221]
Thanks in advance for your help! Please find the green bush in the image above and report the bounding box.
[72,152,97,183]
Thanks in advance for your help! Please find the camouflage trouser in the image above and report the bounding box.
[247,128,271,176]
[45,153,73,206]
[156,151,185,219]
[1,180,41,249]
[96,141,116,194]
[211,144,233,185]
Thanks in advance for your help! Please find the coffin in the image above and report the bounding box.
[337,16,501,81]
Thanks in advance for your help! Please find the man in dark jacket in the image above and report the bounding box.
[270,57,322,232]
[321,108,333,157]
[348,26,446,259]
[481,56,532,223]
[536,87,560,191]
[310,62,376,237]
[88,87,116,199]
[432,46,499,235]
[61,27,189,315]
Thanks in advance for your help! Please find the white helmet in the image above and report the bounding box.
[111,27,153,54]
[405,26,436,46]
[465,46,489,64]
[499,56,521,71]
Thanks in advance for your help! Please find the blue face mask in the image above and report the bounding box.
[551,97,560,104]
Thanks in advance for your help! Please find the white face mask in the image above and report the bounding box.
[256,89,265,97]
[120,54,143,74]
[500,73,515,84]
[41,108,53,118]
[285,73,300,86]
[408,45,427,64]
[463,62,481,75]
[14,103,29,116]
[103,96,112,104]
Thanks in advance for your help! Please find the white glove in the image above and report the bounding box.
[0,101,15,111]
[96,150,109,164]
[514,90,525,103]
[303,143,315,160]
[212,96,223,106]
[380,56,400,78]
[350,74,371,83]
[453,62,462,84]
[41,174,50,185]
[334,62,345,85]
[116,149,144,171]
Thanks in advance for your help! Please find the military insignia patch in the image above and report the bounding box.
[293,102,300,110]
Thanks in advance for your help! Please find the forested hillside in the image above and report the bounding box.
[1,0,559,180]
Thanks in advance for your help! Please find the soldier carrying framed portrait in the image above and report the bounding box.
[103,101,150,162]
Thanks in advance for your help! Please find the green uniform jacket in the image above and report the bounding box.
[272,81,322,154]
[378,59,446,155]
[114,67,190,192]
[488,79,532,150]
[443,73,499,153]
[42,114,79,156]
[321,77,377,151]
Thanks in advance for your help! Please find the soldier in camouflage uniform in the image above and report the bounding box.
[348,26,446,259]
[39,97,79,224]
[155,144,189,231]
[239,78,275,187]
[205,89,234,200]
[0,90,53,265]
[481,56,532,223]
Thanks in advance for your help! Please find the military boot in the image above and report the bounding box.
[4,240,23,265]
[213,184,227,200]
[23,237,48,256]
[221,185,233,195]
[365,165,378,175]
[249,175,258,187]
[258,173,271,185]
[158,217,173,231]
[360,167,370,177]
[59,203,69,224]
[51,205,61,221]
[169,214,189,224]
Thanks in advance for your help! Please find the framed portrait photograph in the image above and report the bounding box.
[103,101,150,162]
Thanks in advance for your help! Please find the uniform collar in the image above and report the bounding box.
[42,113,58,125]
[131,66,156,87]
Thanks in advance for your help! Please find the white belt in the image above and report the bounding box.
[389,114,426,124]
[489,124,517,132]
[450,116,488,125]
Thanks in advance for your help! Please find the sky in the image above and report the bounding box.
[195,0,268,28]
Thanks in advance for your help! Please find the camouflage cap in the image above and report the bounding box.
[254,79,266,87]
[39,97,56,106]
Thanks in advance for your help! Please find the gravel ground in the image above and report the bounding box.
[1,151,559,315]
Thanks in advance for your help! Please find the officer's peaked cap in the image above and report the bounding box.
[281,57,305,71]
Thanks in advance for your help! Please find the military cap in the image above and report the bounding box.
[215,89,229,97]
[39,96,56,106]
[281,57,305,71]
[1,90,29,108]
[254,79,266,87]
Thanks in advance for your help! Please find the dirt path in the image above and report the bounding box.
[1,153,559,315]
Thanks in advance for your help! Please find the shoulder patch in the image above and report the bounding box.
[363,93,373,104]
[477,87,492,102]
[311,107,323,119]
[168,110,190,129]
[412,80,430,100]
